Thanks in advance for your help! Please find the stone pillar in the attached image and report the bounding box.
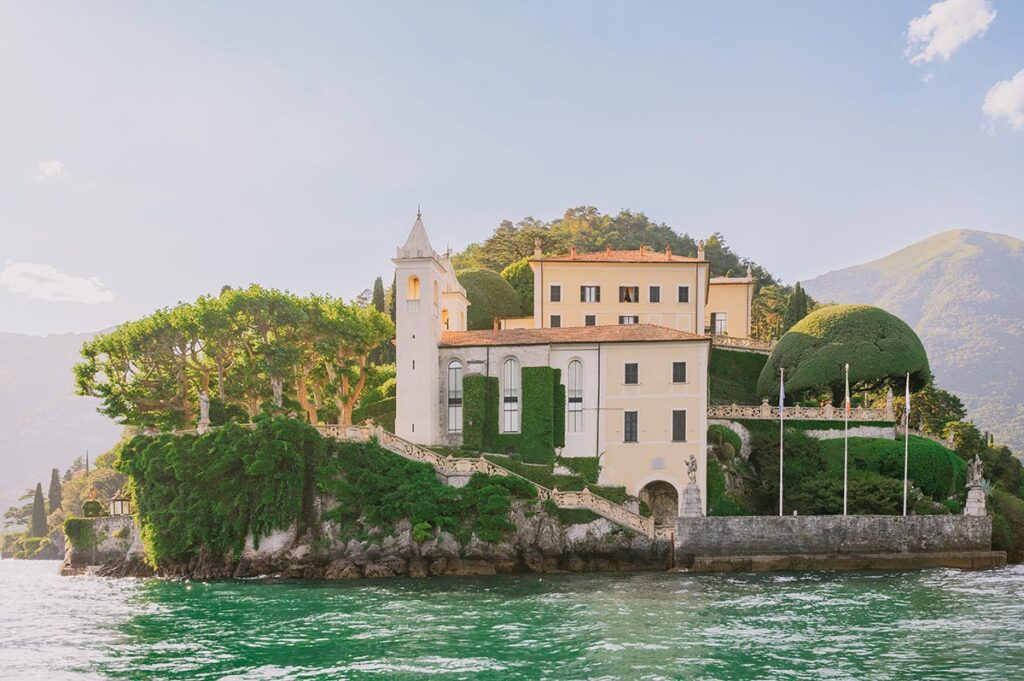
[964,486,986,516]
[680,483,703,517]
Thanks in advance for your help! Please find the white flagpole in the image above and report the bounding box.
[903,372,910,516]
[843,363,849,516]
[779,367,785,517]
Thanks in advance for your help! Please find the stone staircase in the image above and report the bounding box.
[314,424,665,540]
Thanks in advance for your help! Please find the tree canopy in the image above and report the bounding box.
[756,304,930,404]
[500,258,534,316]
[74,285,393,429]
[456,269,522,330]
[30,483,47,537]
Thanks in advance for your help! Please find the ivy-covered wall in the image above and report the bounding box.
[462,367,566,464]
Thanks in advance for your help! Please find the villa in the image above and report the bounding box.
[393,213,756,525]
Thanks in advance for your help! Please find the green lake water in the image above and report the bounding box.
[1,560,1023,680]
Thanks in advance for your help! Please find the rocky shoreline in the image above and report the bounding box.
[69,506,671,580]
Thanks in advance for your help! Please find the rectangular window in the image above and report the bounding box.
[618,315,639,325]
[503,360,521,433]
[624,362,639,385]
[580,285,600,303]
[619,286,639,303]
[585,315,596,326]
[550,315,561,328]
[678,285,690,303]
[649,286,661,303]
[624,411,638,443]
[672,410,687,442]
[550,285,561,302]
[447,363,463,433]
[567,360,583,433]
[672,361,687,384]
[712,312,728,335]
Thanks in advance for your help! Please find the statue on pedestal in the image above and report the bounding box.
[198,391,211,433]
[681,454,703,518]
[964,455,987,516]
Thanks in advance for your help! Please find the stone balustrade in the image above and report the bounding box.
[710,335,775,354]
[708,401,893,422]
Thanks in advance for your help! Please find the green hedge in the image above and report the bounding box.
[709,348,767,404]
[558,456,599,484]
[351,395,396,431]
[462,367,565,464]
[818,436,966,501]
[706,457,749,516]
[63,517,96,551]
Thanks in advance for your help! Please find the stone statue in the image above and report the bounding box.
[199,391,210,422]
[967,455,984,488]
[686,454,698,485]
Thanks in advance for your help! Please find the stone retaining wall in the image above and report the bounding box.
[676,515,992,556]
[63,515,142,573]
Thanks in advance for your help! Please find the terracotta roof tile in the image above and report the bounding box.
[440,324,708,347]
[531,249,702,263]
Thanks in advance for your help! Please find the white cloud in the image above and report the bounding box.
[983,69,1024,131]
[35,160,65,179]
[922,72,936,83]
[905,0,995,65]
[0,262,115,304]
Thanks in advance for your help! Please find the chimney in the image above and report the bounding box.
[665,244,672,259]
[570,245,577,259]
[533,238,543,258]
[493,318,500,332]
[639,244,645,256]
[606,245,612,255]
[697,239,705,260]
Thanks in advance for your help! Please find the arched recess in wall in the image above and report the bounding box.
[407,275,421,300]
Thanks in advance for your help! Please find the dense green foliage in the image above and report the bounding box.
[81,500,105,518]
[63,517,96,551]
[117,418,323,565]
[75,285,393,429]
[557,457,599,484]
[30,483,47,537]
[456,268,522,329]
[818,437,967,501]
[319,441,536,543]
[783,282,810,332]
[757,305,930,404]
[500,258,534,316]
[706,457,748,516]
[989,490,1024,562]
[461,368,565,464]
[709,349,767,404]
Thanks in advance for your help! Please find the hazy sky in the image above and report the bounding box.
[2,1,1022,336]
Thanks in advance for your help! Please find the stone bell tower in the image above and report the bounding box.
[393,210,445,444]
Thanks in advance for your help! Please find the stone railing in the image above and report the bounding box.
[710,335,775,354]
[708,401,893,422]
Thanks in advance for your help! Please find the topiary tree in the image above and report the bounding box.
[456,268,522,330]
[756,304,930,405]
[500,257,534,316]
[48,468,63,512]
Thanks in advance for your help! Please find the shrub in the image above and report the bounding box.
[706,457,749,516]
[990,489,1024,563]
[500,258,534,316]
[558,457,599,484]
[456,268,521,330]
[756,304,930,404]
[709,349,767,404]
[63,517,97,551]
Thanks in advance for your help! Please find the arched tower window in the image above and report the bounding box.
[407,275,421,301]
[441,308,450,330]
[447,360,463,433]
[567,360,583,433]
[502,358,521,433]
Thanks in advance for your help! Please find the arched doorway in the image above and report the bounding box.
[640,481,679,527]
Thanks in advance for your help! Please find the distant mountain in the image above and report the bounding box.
[803,229,1024,452]
[0,331,122,519]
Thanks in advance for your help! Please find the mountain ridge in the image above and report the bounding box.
[804,229,1024,452]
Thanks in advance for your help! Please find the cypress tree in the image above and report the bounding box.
[372,276,386,313]
[48,468,62,512]
[783,282,809,332]
[30,482,47,537]
[388,273,397,322]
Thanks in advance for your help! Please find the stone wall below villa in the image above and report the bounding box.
[675,515,1003,571]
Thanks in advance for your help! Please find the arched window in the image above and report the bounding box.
[567,360,583,433]
[502,358,520,433]
[407,275,421,301]
[447,360,463,433]
[433,281,439,316]
[441,308,450,330]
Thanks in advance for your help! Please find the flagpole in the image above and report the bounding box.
[843,363,849,517]
[779,367,784,517]
[903,372,910,516]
